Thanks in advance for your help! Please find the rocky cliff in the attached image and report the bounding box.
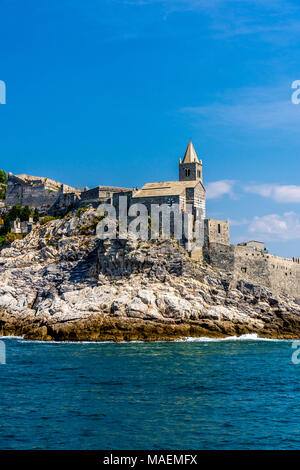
[0,207,299,341]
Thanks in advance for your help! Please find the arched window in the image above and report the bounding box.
[184,168,190,177]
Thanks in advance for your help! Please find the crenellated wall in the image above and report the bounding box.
[204,243,300,297]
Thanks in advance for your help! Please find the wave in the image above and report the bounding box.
[0,335,24,340]
[178,333,292,342]
[0,333,294,344]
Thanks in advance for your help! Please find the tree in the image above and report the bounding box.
[6,204,22,222]
[20,205,31,222]
[0,170,7,200]
[0,170,7,185]
[33,208,39,222]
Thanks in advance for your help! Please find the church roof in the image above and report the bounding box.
[182,141,199,164]
[132,180,200,198]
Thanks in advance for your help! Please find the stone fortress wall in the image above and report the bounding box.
[203,242,300,298]
[5,173,132,215]
[5,173,76,211]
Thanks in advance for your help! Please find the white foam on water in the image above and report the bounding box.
[0,335,24,340]
[0,333,295,344]
[178,333,292,343]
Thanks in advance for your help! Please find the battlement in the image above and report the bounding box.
[204,243,300,297]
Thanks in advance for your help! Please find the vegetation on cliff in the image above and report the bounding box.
[0,170,7,200]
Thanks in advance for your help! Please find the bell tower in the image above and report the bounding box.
[179,141,203,183]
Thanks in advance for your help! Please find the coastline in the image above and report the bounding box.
[0,207,299,343]
[0,332,296,343]
[1,314,300,342]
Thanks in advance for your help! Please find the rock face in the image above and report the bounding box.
[0,207,299,341]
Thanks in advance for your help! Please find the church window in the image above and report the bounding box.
[184,169,190,177]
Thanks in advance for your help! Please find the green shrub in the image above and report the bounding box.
[0,234,6,246]
[40,216,56,225]
[5,233,24,244]
[0,170,7,185]
[33,208,39,222]
[75,205,88,217]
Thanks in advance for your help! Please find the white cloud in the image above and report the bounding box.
[206,180,235,199]
[228,217,249,226]
[181,98,300,130]
[249,212,300,241]
[245,184,300,203]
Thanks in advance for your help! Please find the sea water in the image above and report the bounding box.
[0,335,299,450]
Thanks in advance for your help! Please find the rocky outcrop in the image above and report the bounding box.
[0,207,299,341]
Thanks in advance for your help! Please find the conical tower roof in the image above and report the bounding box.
[182,141,199,163]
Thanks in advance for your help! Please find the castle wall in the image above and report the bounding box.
[5,179,59,209]
[48,191,80,216]
[203,242,235,272]
[204,243,300,297]
[5,174,77,211]
[80,186,133,209]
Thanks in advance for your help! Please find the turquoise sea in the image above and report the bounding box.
[0,335,299,450]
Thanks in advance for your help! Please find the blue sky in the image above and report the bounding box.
[1,0,300,257]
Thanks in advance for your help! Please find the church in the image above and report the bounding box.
[129,141,229,250]
[132,141,206,220]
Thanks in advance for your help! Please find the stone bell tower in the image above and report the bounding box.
[179,141,203,183]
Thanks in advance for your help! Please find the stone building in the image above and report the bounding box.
[5,173,76,212]
[237,240,266,252]
[109,141,231,248]
[131,141,205,217]
[10,216,35,235]
[6,172,132,216]
[50,184,132,216]
[80,185,132,207]
[204,219,230,247]
[125,142,206,243]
